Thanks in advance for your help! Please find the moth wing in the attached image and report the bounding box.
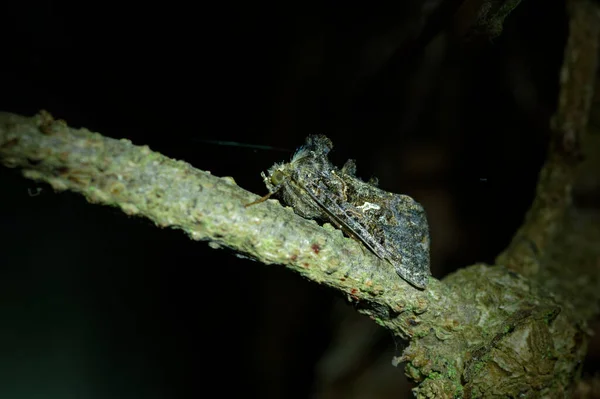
[322,192,429,289]
[379,196,431,288]
[299,179,397,262]
[292,172,430,289]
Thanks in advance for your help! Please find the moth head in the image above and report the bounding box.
[270,169,286,186]
[262,163,289,193]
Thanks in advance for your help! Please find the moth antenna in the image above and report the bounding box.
[193,139,290,153]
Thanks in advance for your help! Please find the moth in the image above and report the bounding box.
[247,135,431,289]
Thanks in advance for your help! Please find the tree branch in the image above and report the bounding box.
[0,110,439,340]
[496,0,600,321]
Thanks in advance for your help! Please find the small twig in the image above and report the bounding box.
[453,0,523,39]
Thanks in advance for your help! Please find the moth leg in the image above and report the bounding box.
[244,192,273,207]
[245,180,284,207]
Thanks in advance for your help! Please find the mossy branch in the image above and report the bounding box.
[0,110,438,338]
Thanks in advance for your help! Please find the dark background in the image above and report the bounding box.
[0,1,569,398]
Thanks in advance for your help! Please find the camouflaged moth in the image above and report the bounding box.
[247,135,431,289]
